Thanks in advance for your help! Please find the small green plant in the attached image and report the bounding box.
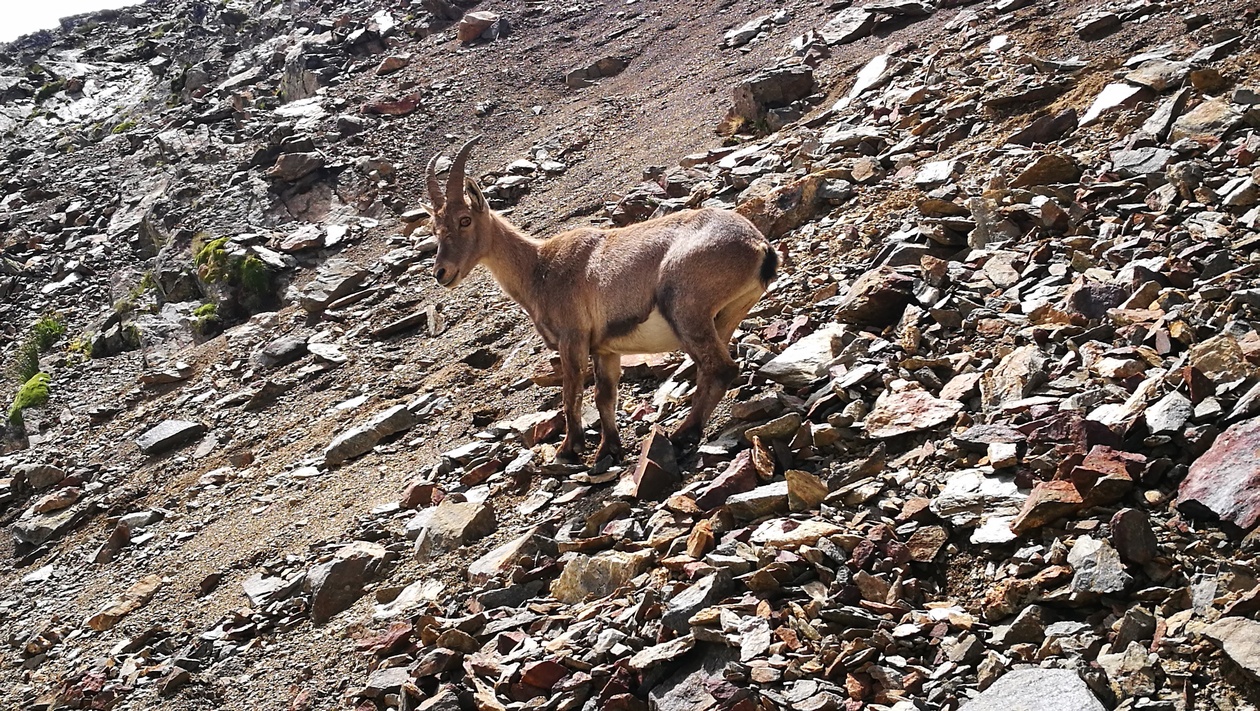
[34,79,65,103]
[238,256,268,297]
[193,235,232,282]
[111,119,137,134]
[31,315,66,351]
[191,236,275,317]
[67,335,93,361]
[8,372,51,426]
[193,302,217,319]
[7,315,65,384]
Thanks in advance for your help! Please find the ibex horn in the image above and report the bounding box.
[425,153,443,210]
[445,136,482,209]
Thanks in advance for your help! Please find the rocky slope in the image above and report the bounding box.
[2,0,1260,710]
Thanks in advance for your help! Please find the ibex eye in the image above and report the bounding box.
[459,217,472,227]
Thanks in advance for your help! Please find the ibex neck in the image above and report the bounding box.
[481,214,542,307]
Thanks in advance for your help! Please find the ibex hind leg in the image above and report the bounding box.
[669,310,739,449]
[715,284,766,343]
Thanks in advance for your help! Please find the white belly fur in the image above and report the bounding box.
[605,308,682,354]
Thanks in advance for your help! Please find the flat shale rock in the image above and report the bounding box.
[961,668,1105,710]
[136,419,207,455]
[662,571,731,632]
[413,498,496,563]
[11,463,65,489]
[1177,416,1260,530]
[299,258,368,313]
[1207,617,1260,679]
[324,404,417,468]
[85,574,164,631]
[931,469,1026,530]
[1067,535,1132,594]
[864,387,962,438]
[982,345,1047,408]
[758,324,846,387]
[818,8,875,45]
[749,518,842,548]
[1170,97,1242,142]
[1110,508,1158,564]
[785,469,828,511]
[726,481,789,520]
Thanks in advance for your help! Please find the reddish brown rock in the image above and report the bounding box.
[1010,480,1084,535]
[906,525,948,562]
[361,93,422,116]
[695,450,759,510]
[1178,416,1260,530]
[1071,446,1143,507]
[613,427,680,500]
[457,11,500,42]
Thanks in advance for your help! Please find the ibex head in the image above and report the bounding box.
[427,136,491,288]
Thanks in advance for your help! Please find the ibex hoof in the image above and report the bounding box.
[669,426,702,451]
[594,442,624,464]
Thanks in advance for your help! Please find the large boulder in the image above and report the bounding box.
[1177,416,1260,530]
[308,541,388,623]
[731,63,816,129]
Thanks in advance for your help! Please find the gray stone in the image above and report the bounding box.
[242,572,303,607]
[136,420,207,455]
[1068,535,1132,594]
[255,335,309,368]
[11,463,65,490]
[731,64,815,125]
[1145,390,1192,435]
[413,498,496,563]
[11,504,88,546]
[267,152,325,181]
[362,666,411,698]
[1110,508,1158,565]
[726,481,789,521]
[961,668,1105,710]
[299,258,368,313]
[758,324,845,387]
[818,8,875,45]
[662,570,732,632]
[1096,641,1157,697]
[915,160,960,187]
[308,540,388,623]
[1110,147,1175,178]
[1113,606,1156,649]
[324,405,417,468]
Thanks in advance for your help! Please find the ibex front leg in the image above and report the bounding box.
[593,352,624,462]
[556,336,589,462]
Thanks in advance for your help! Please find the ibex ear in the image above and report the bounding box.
[465,177,487,213]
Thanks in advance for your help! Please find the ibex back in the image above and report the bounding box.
[426,137,777,462]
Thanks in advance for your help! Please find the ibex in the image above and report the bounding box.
[426,137,777,462]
